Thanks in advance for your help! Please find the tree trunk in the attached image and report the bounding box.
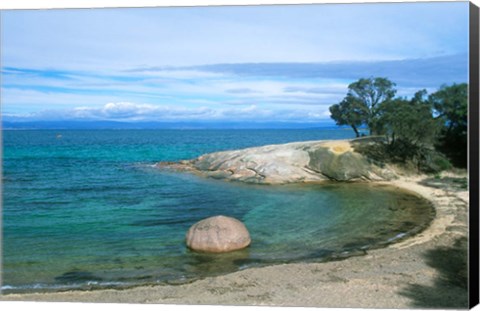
[352,125,360,137]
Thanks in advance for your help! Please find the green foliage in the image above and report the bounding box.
[429,153,453,172]
[329,95,366,137]
[430,83,468,129]
[429,83,468,167]
[374,89,451,173]
[330,77,396,136]
[419,151,448,173]
[353,136,452,174]
[329,78,467,172]
[379,90,441,148]
[347,77,397,135]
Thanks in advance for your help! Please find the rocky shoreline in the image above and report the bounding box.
[1,139,470,308]
[156,137,396,184]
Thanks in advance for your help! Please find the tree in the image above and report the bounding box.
[347,77,397,135]
[429,83,468,167]
[329,78,466,172]
[367,89,448,172]
[330,77,397,136]
[329,94,367,137]
[379,90,440,149]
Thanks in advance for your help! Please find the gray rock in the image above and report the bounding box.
[157,138,397,184]
[186,215,251,253]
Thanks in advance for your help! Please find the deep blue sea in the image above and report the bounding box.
[1,129,433,293]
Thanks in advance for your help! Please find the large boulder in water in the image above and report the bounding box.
[186,215,251,253]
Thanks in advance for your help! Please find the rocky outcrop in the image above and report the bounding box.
[186,215,251,253]
[157,138,397,184]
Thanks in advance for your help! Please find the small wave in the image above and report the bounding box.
[387,232,407,243]
[129,162,158,168]
[1,280,132,294]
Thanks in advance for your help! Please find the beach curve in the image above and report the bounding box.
[1,141,469,308]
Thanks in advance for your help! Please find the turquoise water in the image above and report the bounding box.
[1,129,433,293]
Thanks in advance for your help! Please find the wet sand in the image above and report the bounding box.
[1,172,469,309]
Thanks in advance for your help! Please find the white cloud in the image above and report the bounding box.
[2,67,350,116]
[68,102,215,121]
[5,102,331,123]
[2,56,467,122]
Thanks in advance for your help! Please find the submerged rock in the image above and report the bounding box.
[157,137,397,184]
[186,215,251,253]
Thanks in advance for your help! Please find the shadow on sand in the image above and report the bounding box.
[400,236,468,308]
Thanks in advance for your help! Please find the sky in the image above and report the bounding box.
[0,2,470,126]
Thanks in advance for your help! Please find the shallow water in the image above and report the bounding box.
[2,129,434,293]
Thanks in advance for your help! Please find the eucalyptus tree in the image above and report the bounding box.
[329,94,366,137]
[379,89,440,149]
[330,77,397,136]
[429,83,468,167]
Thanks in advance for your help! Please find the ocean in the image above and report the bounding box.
[1,129,433,293]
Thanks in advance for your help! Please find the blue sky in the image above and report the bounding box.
[0,2,469,125]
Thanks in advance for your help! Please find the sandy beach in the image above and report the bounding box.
[1,170,470,309]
